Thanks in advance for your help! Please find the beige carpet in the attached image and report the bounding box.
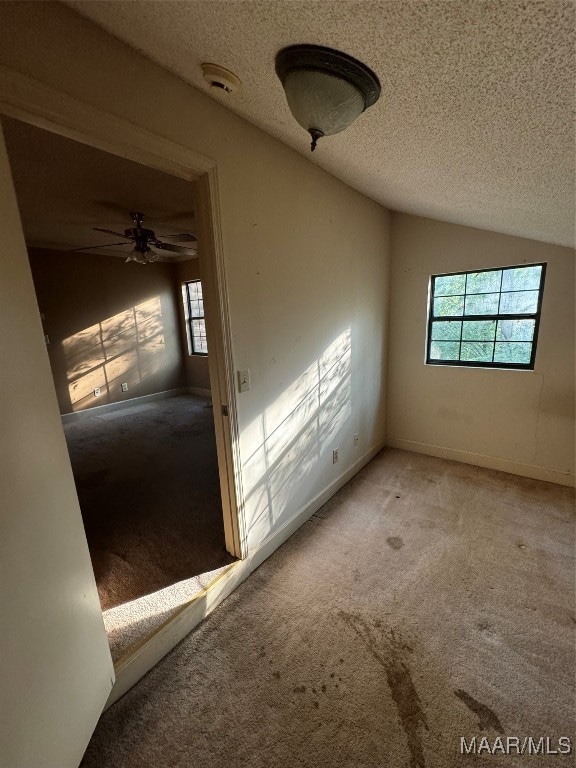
[81,448,575,768]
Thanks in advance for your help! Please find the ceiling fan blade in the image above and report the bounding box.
[154,241,197,256]
[158,233,197,242]
[94,202,195,224]
[93,227,129,238]
[70,242,130,252]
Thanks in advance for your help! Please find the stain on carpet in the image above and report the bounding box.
[455,689,504,733]
[387,536,404,550]
[339,612,428,768]
[416,469,437,484]
[476,620,491,631]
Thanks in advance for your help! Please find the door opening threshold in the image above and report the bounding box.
[104,561,237,664]
[106,559,246,709]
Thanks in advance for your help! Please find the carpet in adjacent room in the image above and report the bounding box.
[64,394,235,618]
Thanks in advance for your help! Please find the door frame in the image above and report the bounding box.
[0,64,246,559]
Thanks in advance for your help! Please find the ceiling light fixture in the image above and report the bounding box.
[275,44,381,152]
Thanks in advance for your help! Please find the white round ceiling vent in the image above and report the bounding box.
[201,63,242,94]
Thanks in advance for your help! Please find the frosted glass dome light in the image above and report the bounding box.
[275,45,381,151]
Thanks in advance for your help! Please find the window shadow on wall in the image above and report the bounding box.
[63,296,166,411]
[242,329,352,549]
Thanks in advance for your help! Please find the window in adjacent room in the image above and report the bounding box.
[182,280,208,355]
[426,263,546,369]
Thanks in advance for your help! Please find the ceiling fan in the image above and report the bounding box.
[73,211,197,263]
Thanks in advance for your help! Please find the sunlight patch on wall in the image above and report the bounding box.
[63,296,166,411]
[242,329,352,549]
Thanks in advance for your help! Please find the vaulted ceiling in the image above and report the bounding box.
[66,0,574,247]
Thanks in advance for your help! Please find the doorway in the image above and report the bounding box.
[65,392,235,660]
[2,115,243,661]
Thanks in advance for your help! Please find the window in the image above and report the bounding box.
[182,280,208,355]
[426,263,546,369]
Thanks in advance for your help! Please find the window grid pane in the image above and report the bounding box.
[460,341,494,362]
[465,270,502,295]
[431,320,462,340]
[427,264,545,369]
[434,295,464,316]
[464,293,500,315]
[461,320,497,342]
[502,265,542,292]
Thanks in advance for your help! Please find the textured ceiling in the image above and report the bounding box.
[3,117,196,259]
[65,0,574,247]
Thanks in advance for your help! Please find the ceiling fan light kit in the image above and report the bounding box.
[275,44,381,151]
[126,247,160,264]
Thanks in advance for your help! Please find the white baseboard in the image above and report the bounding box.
[61,388,189,423]
[386,436,575,488]
[188,387,212,398]
[106,439,386,708]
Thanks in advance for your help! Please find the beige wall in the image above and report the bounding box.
[387,213,575,486]
[28,248,186,414]
[176,259,211,392]
[0,2,390,555]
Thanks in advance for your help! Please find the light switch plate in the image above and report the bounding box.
[238,369,250,393]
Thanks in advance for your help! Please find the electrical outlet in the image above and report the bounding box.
[354,433,359,446]
[94,388,101,397]
[238,369,250,393]
[121,383,128,392]
[332,448,339,464]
